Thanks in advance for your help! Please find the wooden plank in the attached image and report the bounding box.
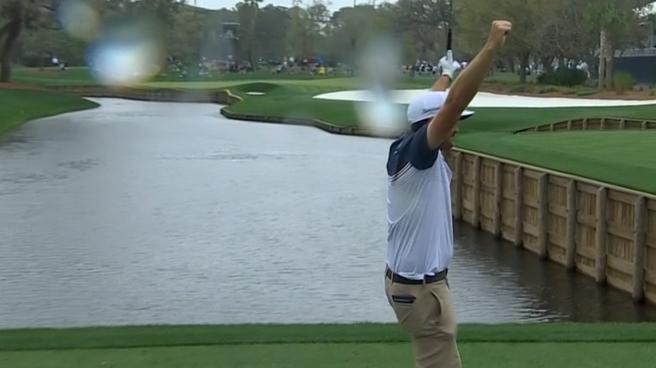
[596,187,608,284]
[633,197,647,301]
[549,206,568,217]
[626,120,644,129]
[514,167,523,246]
[608,190,637,204]
[453,152,463,220]
[524,169,543,180]
[644,271,656,284]
[549,176,571,187]
[538,173,549,259]
[607,269,633,294]
[607,255,635,275]
[577,214,597,227]
[523,222,539,236]
[607,224,635,241]
[493,162,503,237]
[648,199,656,211]
[577,182,600,195]
[577,246,597,259]
[472,156,481,228]
[549,235,566,247]
[566,180,577,270]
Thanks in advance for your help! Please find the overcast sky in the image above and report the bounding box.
[191,0,388,11]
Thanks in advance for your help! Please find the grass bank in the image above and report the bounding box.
[1,324,656,368]
[0,88,99,137]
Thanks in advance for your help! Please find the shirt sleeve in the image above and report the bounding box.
[408,123,439,170]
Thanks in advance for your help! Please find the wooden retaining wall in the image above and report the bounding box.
[49,85,242,104]
[450,148,656,304]
[517,117,656,133]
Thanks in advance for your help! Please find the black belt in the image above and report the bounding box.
[385,267,448,285]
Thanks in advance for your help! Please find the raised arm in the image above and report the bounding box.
[431,54,459,91]
[426,20,512,150]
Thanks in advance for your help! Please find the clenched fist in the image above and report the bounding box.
[485,20,512,51]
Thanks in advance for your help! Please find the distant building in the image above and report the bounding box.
[614,20,656,83]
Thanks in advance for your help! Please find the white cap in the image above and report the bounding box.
[406,91,475,124]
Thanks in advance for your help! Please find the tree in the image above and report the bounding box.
[0,0,44,82]
[324,5,379,65]
[255,5,290,62]
[459,0,557,83]
[395,0,450,62]
[237,0,263,68]
[584,0,648,89]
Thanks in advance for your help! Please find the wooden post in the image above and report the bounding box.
[567,120,573,130]
[493,162,503,237]
[550,123,555,131]
[514,167,524,247]
[537,174,549,259]
[472,156,481,228]
[582,118,588,130]
[595,187,608,284]
[453,152,463,220]
[600,118,606,130]
[642,121,649,130]
[633,196,647,301]
[565,180,577,270]
[619,119,626,129]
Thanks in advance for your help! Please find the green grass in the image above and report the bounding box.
[4,342,656,368]
[0,89,99,136]
[456,106,656,192]
[2,324,656,368]
[12,67,98,86]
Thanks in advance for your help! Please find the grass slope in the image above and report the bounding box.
[0,89,99,136]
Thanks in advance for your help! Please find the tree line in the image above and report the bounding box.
[1,0,654,87]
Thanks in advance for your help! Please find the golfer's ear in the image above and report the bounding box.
[426,103,461,150]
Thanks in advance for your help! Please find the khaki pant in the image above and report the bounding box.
[385,274,462,368]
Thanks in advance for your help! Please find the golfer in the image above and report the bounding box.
[385,20,512,368]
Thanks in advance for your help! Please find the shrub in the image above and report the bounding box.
[613,72,636,95]
[537,68,587,86]
[538,86,557,94]
[576,89,598,97]
[510,84,527,93]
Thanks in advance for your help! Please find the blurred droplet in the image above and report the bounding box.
[355,90,406,137]
[57,0,100,41]
[87,22,164,87]
[355,36,406,136]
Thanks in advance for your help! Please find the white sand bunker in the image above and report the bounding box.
[314,90,656,108]
[246,92,266,96]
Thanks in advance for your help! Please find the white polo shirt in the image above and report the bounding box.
[386,121,454,280]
